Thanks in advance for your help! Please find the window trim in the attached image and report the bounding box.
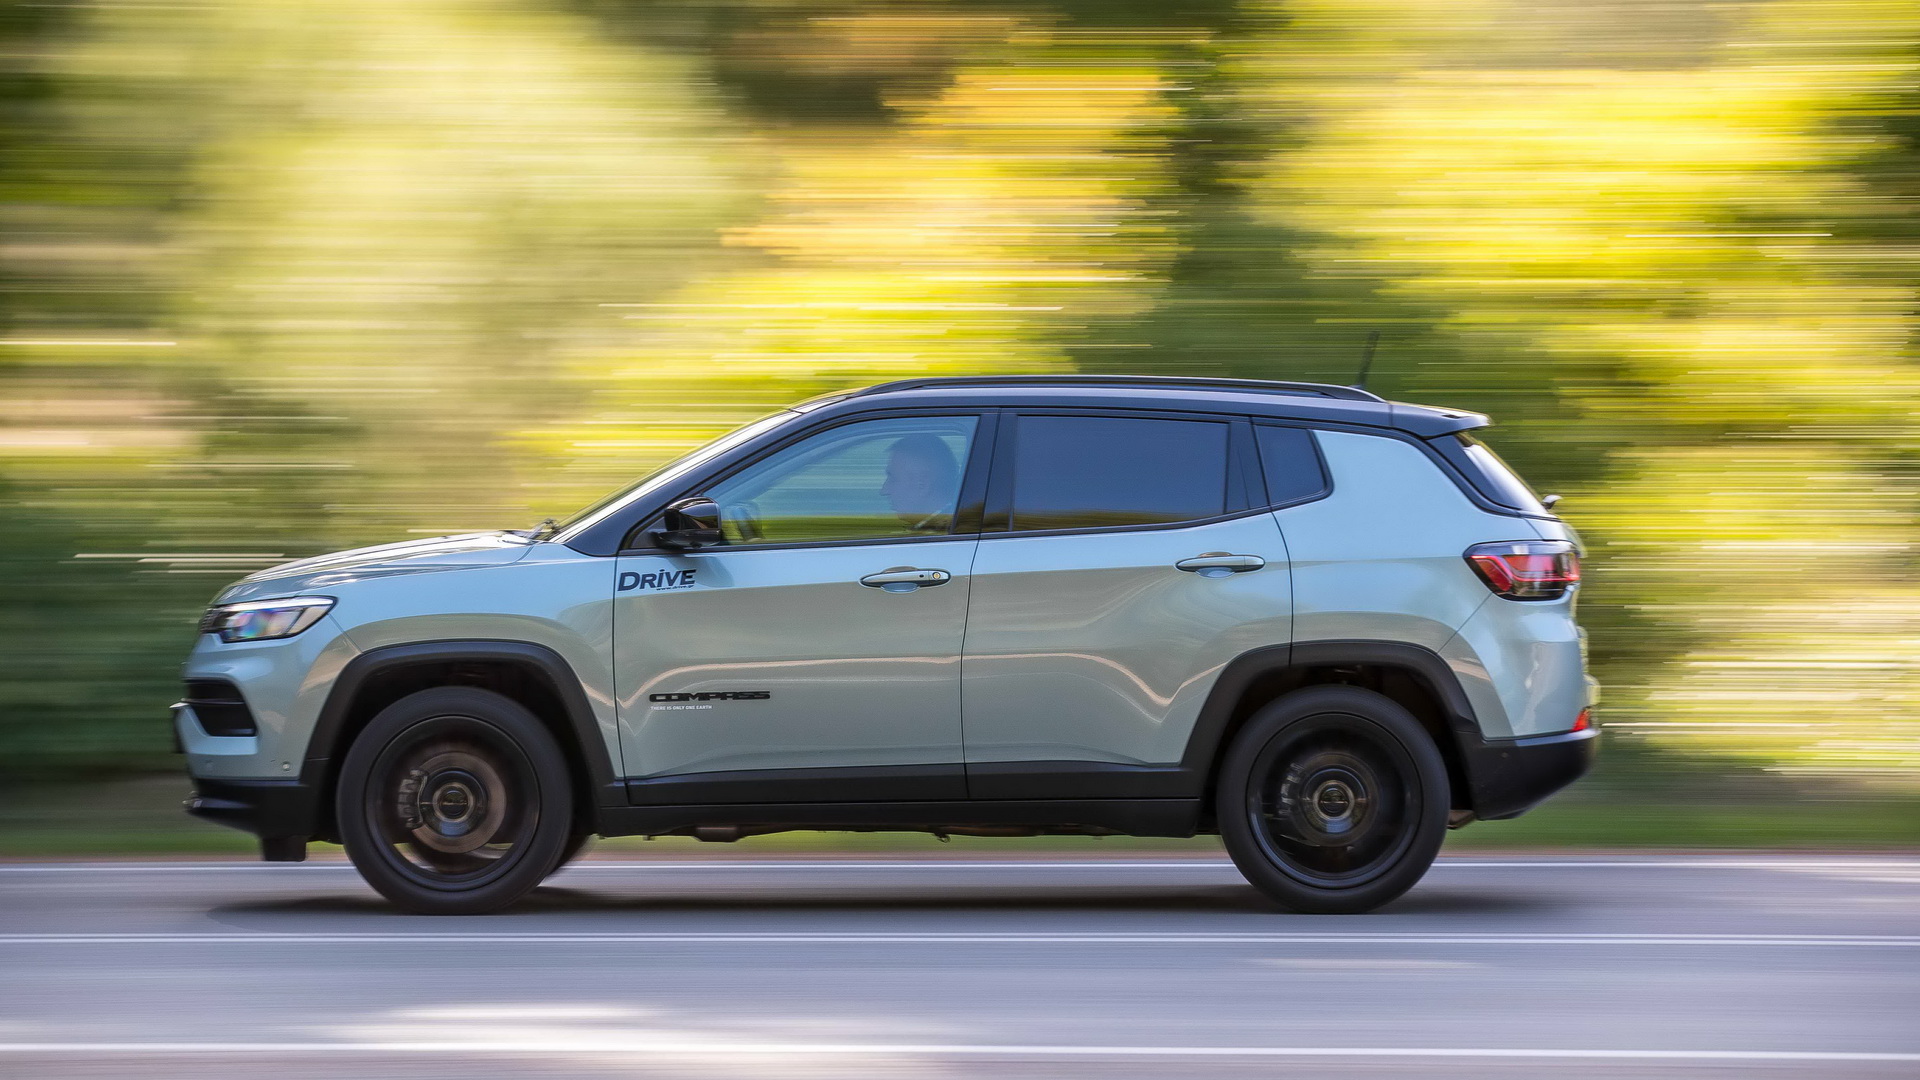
[981,408,1256,541]
[617,409,997,555]
[585,402,1551,558]
[1249,420,1334,511]
[1430,431,1548,515]
[1259,418,1560,522]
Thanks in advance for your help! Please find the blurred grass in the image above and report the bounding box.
[3,0,1918,834]
[7,744,1917,858]
[5,800,1914,858]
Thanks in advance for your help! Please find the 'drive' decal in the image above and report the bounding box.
[619,568,696,593]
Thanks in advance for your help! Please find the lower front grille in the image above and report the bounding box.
[183,679,257,737]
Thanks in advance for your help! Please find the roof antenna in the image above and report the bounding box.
[1352,330,1381,392]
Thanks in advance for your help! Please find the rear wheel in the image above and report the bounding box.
[1217,686,1448,914]
[337,687,573,914]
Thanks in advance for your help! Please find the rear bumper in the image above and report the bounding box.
[184,777,326,847]
[1455,726,1598,820]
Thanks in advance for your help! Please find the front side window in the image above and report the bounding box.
[1009,415,1230,532]
[703,415,978,545]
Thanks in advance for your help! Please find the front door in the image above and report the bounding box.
[614,413,984,802]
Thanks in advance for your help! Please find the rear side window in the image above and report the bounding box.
[1450,434,1546,514]
[1009,415,1229,532]
[1254,425,1329,507]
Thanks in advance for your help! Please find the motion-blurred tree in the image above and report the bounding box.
[1,0,1915,796]
[1237,0,1920,783]
[2,0,747,777]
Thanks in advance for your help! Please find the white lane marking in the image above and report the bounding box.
[11,860,1240,872]
[4,857,1920,872]
[0,1042,1914,1061]
[1,932,1914,947]
[1253,958,1482,970]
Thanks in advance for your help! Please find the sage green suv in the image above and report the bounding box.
[179,376,1596,914]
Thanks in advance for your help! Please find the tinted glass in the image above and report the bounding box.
[1010,416,1228,532]
[1454,434,1546,513]
[1255,425,1328,506]
[705,415,977,544]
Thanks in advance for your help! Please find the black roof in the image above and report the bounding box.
[807,375,1488,438]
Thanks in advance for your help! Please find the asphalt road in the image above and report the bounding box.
[1,852,1916,1079]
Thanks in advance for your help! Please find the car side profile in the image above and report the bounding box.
[177,375,1597,914]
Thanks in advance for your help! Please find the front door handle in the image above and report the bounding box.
[1175,553,1266,578]
[859,567,952,592]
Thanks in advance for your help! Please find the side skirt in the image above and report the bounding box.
[597,798,1203,840]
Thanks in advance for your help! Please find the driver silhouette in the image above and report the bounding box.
[878,433,961,532]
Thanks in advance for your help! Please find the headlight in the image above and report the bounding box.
[201,596,335,643]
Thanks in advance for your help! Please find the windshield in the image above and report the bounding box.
[553,411,797,538]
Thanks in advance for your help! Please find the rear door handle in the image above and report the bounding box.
[1175,553,1265,577]
[859,567,952,592]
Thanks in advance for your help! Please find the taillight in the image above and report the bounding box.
[1464,540,1580,601]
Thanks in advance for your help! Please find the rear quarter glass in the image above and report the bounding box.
[1443,434,1547,514]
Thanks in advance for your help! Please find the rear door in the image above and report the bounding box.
[960,411,1295,796]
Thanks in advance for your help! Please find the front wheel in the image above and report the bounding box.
[547,832,595,878]
[1217,686,1449,914]
[337,687,574,914]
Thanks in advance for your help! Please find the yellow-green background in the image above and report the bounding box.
[3,0,1916,851]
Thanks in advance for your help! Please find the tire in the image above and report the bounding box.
[1217,686,1449,914]
[549,832,595,877]
[337,687,574,914]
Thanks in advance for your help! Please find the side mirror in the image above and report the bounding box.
[653,497,724,550]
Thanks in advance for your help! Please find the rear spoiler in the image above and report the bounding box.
[1389,403,1490,438]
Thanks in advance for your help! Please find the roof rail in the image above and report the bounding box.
[847,375,1387,403]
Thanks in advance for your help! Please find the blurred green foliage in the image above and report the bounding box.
[2,0,1916,811]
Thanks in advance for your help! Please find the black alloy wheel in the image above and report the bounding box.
[337,687,573,914]
[1218,686,1448,914]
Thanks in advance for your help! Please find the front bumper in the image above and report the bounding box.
[185,777,327,858]
[1455,726,1598,820]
